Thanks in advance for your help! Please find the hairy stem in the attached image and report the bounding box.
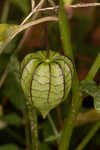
[58,1,82,150]
[58,1,100,150]
[24,107,31,149]
[27,102,38,150]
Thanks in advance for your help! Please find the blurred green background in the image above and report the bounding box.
[0,0,100,150]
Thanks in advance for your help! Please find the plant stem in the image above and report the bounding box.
[48,114,59,143]
[31,0,35,10]
[45,23,50,58]
[27,102,38,150]
[16,0,45,52]
[24,107,31,149]
[21,0,45,25]
[0,65,8,88]
[58,79,82,150]
[58,1,82,150]
[58,2,100,150]
[75,121,100,150]
[59,1,73,60]
[85,52,100,81]
[25,120,31,148]
[19,17,58,33]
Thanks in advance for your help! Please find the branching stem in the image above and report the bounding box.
[21,0,45,25]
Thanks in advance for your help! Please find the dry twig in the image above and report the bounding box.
[17,0,45,52]
[31,0,35,10]
[71,2,100,8]
[21,0,45,25]
[20,2,100,20]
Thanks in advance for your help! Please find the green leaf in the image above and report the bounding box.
[0,24,19,54]
[2,55,26,111]
[0,144,19,150]
[81,80,100,112]
[1,113,22,126]
[81,80,97,97]
[44,132,61,142]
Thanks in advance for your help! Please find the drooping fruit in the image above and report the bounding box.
[20,50,74,118]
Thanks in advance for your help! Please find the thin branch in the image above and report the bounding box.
[19,16,58,34]
[0,66,8,88]
[24,2,100,14]
[31,0,35,10]
[16,0,45,52]
[48,114,59,144]
[39,2,100,12]
[71,2,100,8]
[48,114,58,137]
[31,0,45,20]
[35,0,45,10]
[21,0,45,25]
[76,121,100,150]
[0,16,58,54]
[16,0,44,53]
[20,2,100,25]
[32,0,45,21]
[36,6,58,12]
[21,11,33,25]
